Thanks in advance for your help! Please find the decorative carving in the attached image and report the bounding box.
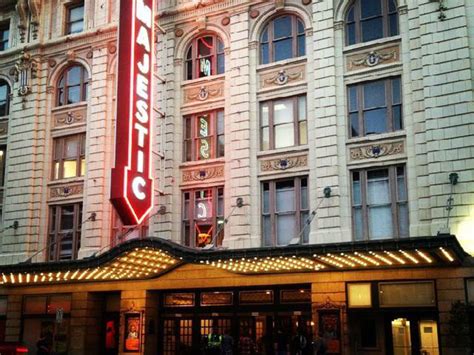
[50,184,84,198]
[249,9,260,18]
[221,17,230,26]
[182,165,224,182]
[48,59,57,68]
[261,155,307,172]
[261,65,305,88]
[350,141,404,161]
[46,86,55,94]
[66,50,76,62]
[108,43,117,54]
[196,16,207,30]
[184,82,223,104]
[54,108,86,127]
[275,0,285,9]
[86,50,93,59]
[398,5,408,15]
[13,50,38,97]
[0,120,8,136]
[350,49,398,69]
[302,0,311,4]
[334,21,344,31]
[174,28,184,37]
[16,0,28,43]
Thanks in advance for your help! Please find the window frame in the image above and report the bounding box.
[185,34,225,80]
[260,14,306,65]
[56,65,89,107]
[261,176,309,247]
[182,186,224,248]
[48,203,82,261]
[351,165,408,241]
[348,77,402,138]
[0,21,9,51]
[0,80,11,117]
[183,109,225,162]
[65,2,85,35]
[345,0,399,46]
[260,95,307,151]
[52,133,86,180]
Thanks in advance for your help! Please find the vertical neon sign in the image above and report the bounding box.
[111,0,154,225]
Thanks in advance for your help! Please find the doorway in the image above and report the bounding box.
[389,317,440,355]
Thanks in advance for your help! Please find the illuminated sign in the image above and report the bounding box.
[111,0,155,225]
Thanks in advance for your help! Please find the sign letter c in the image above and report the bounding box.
[132,176,147,200]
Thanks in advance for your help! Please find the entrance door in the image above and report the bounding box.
[162,318,194,355]
[419,320,439,355]
[391,318,412,355]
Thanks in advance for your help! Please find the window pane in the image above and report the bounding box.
[379,282,436,307]
[364,81,385,108]
[367,169,390,204]
[217,189,224,216]
[80,158,86,176]
[217,39,224,53]
[389,0,397,12]
[262,184,270,213]
[64,138,79,158]
[397,169,407,201]
[368,206,393,239]
[299,121,307,145]
[354,207,364,241]
[275,123,295,148]
[389,14,398,36]
[361,0,382,18]
[67,86,80,104]
[67,67,81,85]
[298,96,306,121]
[198,37,213,57]
[349,86,358,111]
[273,16,292,39]
[69,6,84,21]
[60,206,75,230]
[398,203,409,237]
[261,103,269,126]
[277,214,296,245]
[276,180,295,212]
[70,21,84,34]
[347,6,355,22]
[347,23,356,45]
[198,58,212,77]
[217,111,224,135]
[260,43,269,65]
[261,28,268,43]
[261,127,270,150]
[274,38,293,62]
[297,20,305,34]
[348,283,372,307]
[63,161,78,178]
[263,216,272,246]
[352,177,361,205]
[297,35,305,57]
[362,17,383,42]
[350,112,359,137]
[274,99,293,124]
[186,60,193,80]
[301,180,308,210]
[392,78,401,104]
[217,136,225,157]
[217,54,225,74]
[301,211,309,243]
[364,108,388,134]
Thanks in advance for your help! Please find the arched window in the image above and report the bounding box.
[0,80,10,116]
[260,14,306,65]
[185,34,225,80]
[57,65,89,106]
[346,0,398,46]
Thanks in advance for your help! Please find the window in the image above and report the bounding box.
[0,81,10,116]
[48,203,82,261]
[184,110,224,162]
[379,281,435,307]
[111,210,148,247]
[57,65,89,106]
[346,0,398,45]
[348,77,402,137]
[0,145,6,220]
[182,187,224,248]
[52,134,86,180]
[262,177,309,246]
[185,34,225,80]
[0,22,9,51]
[467,279,474,304]
[66,3,85,34]
[352,165,408,240]
[261,96,307,150]
[348,283,372,308]
[260,15,306,64]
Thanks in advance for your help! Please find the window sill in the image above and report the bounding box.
[257,145,309,159]
[179,158,225,169]
[181,74,226,87]
[256,56,307,72]
[48,177,85,186]
[51,102,88,113]
[346,130,406,145]
[343,36,401,54]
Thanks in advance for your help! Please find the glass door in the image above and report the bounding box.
[419,320,439,355]
[391,318,412,355]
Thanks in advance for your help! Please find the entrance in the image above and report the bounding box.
[158,286,313,355]
[389,317,440,355]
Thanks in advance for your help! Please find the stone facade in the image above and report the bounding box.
[0,0,472,264]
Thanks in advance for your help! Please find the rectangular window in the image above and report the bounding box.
[352,165,408,240]
[183,110,224,161]
[379,281,436,307]
[66,2,85,35]
[0,21,9,51]
[48,203,82,261]
[53,134,86,180]
[260,95,307,150]
[182,187,224,248]
[262,176,309,246]
[348,283,372,308]
[466,279,474,304]
[348,77,402,137]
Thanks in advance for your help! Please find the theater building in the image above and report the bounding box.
[0,0,474,354]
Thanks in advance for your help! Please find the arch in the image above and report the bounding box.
[334,0,404,24]
[48,58,91,88]
[54,62,90,107]
[249,4,311,43]
[174,24,229,61]
[0,77,11,117]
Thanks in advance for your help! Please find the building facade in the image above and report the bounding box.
[0,0,473,354]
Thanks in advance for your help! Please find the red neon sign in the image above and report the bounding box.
[111,0,155,225]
